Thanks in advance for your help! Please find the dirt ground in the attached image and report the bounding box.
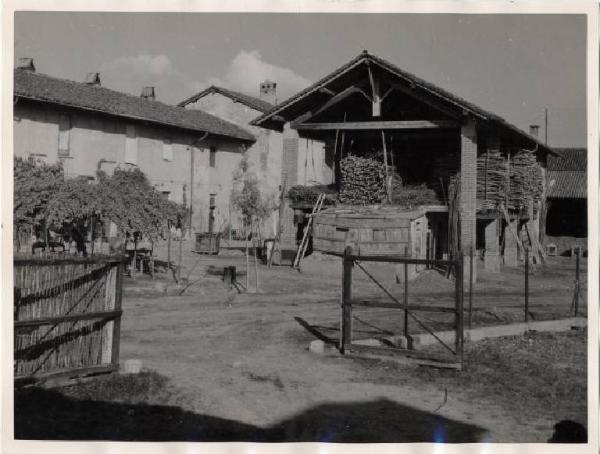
[110,242,588,443]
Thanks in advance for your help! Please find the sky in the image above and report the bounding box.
[14,12,587,147]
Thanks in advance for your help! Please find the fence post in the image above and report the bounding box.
[111,260,124,369]
[468,246,474,328]
[340,246,353,353]
[455,252,464,365]
[404,262,409,338]
[574,249,580,316]
[524,247,530,322]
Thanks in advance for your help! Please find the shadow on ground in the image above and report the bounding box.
[15,387,487,442]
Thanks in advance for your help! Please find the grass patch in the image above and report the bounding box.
[58,370,181,406]
[356,329,587,427]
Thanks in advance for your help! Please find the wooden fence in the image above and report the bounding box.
[14,255,125,385]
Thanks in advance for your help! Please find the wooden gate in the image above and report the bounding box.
[14,255,125,385]
[338,246,464,369]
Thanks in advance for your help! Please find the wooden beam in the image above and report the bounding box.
[387,83,462,119]
[293,120,458,131]
[290,86,363,127]
[367,64,381,117]
[319,87,336,96]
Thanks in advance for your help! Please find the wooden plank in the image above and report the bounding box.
[111,262,124,367]
[14,255,126,266]
[351,299,457,313]
[346,343,460,367]
[14,364,119,385]
[500,204,525,252]
[294,120,458,131]
[14,309,123,328]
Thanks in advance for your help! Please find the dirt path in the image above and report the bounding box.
[116,248,587,442]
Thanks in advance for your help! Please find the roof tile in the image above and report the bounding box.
[14,69,255,142]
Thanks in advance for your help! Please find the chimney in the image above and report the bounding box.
[84,72,101,86]
[140,86,156,101]
[259,80,277,105]
[16,57,35,72]
[529,124,540,138]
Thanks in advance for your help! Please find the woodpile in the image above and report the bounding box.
[477,149,543,212]
[339,155,387,205]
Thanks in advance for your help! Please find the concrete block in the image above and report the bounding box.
[122,359,142,374]
[484,252,501,273]
[308,340,326,354]
[504,247,518,267]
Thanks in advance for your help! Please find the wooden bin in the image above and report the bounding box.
[195,233,221,255]
[313,206,429,257]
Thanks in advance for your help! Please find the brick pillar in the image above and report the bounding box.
[282,136,299,188]
[460,119,477,282]
[484,219,500,272]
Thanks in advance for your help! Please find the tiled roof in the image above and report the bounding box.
[14,69,255,142]
[547,148,587,199]
[251,51,554,154]
[547,171,587,199]
[178,85,274,113]
[548,148,587,171]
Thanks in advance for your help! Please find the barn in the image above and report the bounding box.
[252,51,556,280]
[545,148,587,256]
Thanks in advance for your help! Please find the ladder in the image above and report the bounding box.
[293,194,326,269]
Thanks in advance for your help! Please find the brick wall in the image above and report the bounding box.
[460,119,477,254]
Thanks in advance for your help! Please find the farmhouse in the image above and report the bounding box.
[545,148,587,256]
[178,82,331,238]
[252,51,556,279]
[13,58,255,236]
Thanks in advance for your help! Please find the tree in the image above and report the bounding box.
[230,155,276,291]
[14,157,63,244]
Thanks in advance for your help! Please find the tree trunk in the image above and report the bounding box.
[178,230,183,283]
[244,218,250,292]
[132,236,138,279]
[253,218,259,292]
[150,239,155,279]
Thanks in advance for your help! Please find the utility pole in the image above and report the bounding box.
[544,108,548,144]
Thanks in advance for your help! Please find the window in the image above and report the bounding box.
[125,124,138,165]
[209,147,216,168]
[58,114,71,157]
[163,139,173,161]
[161,191,171,201]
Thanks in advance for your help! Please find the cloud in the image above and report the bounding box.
[97,54,185,101]
[191,50,311,102]
[101,54,175,78]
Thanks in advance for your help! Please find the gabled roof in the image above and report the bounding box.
[178,85,274,113]
[547,148,587,199]
[14,69,255,143]
[251,51,553,154]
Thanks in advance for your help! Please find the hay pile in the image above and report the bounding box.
[391,175,440,207]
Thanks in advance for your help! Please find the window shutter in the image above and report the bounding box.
[125,124,138,164]
[57,114,71,157]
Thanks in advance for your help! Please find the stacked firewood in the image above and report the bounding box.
[476,149,507,210]
[509,151,543,212]
[430,151,459,203]
[476,149,543,212]
[339,155,387,205]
